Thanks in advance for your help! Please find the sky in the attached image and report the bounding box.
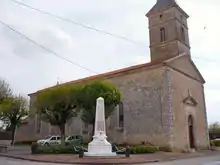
[0,0,219,124]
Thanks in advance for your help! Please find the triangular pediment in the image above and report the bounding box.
[183,89,198,106]
[183,96,198,106]
[164,54,205,83]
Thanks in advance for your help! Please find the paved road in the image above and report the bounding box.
[1,154,220,165]
[7,146,30,155]
[139,154,220,165]
[0,157,61,165]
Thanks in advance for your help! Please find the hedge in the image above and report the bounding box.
[31,142,78,154]
[211,140,220,147]
[158,146,173,152]
[130,146,158,154]
[31,143,159,155]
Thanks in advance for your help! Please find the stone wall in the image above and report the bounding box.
[17,64,175,148]
[17,60,210,151]
[15,123,32,142]
[0,131,11,140]
[107,65,172,146]
[170,66,210,151]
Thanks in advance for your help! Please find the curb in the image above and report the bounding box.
[1,151,219,165]
[0,154,161,165]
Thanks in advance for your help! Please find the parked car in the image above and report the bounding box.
[65,135,83,146]
[37,135,61,146]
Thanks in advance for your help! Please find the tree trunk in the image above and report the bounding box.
[11,125,16,146]
[59,124,65,146]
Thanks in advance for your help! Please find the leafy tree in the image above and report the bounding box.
[35,85,80,145]
[76,80,121,136]
[0,79,12,103]
[209,122,220,133]
[209,122,220,138]
[0,95,28,145]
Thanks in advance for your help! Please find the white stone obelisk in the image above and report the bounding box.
[85,97,116,156]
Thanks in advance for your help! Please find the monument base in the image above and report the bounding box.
[84,152,117,157]
[84,138,117,157]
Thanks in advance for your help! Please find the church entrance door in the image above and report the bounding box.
[188,115,195,149]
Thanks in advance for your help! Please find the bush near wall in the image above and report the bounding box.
[31,142,159,155]
[31,143,78,154]
[158,146,173,152]
[130,146,159,154]
[211,140,220,147]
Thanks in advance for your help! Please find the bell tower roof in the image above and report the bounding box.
[146,0,189,18]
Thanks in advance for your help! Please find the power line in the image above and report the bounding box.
[0,20,99,74]
[9,0,142,45]
[0,19,218,71]
[7,0,220,64]
[0,18,218,85]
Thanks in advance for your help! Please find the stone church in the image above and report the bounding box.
[16,0,210,151]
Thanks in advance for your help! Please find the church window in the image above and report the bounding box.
[119,102,124,128]
[36,114,41,134]
[160,27,166,42]
[181,27,185,42]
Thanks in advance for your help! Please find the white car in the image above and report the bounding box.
[37,135,61,146]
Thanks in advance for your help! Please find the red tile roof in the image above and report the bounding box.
[28,59,164,96]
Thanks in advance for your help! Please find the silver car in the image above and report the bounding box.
[37,135,61,146]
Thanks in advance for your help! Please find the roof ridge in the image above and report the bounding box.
[28,59,166,96]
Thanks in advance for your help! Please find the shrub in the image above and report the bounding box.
[31,144,78,154]
[130,146,158,154]
[159,146,173,152]
[131,147,136,154]
[211,140,220,147]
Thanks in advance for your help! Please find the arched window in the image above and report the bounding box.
[160,27,166,42]
[188,115,193,127]
[181,27,185,42]
[119,102,124,128]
